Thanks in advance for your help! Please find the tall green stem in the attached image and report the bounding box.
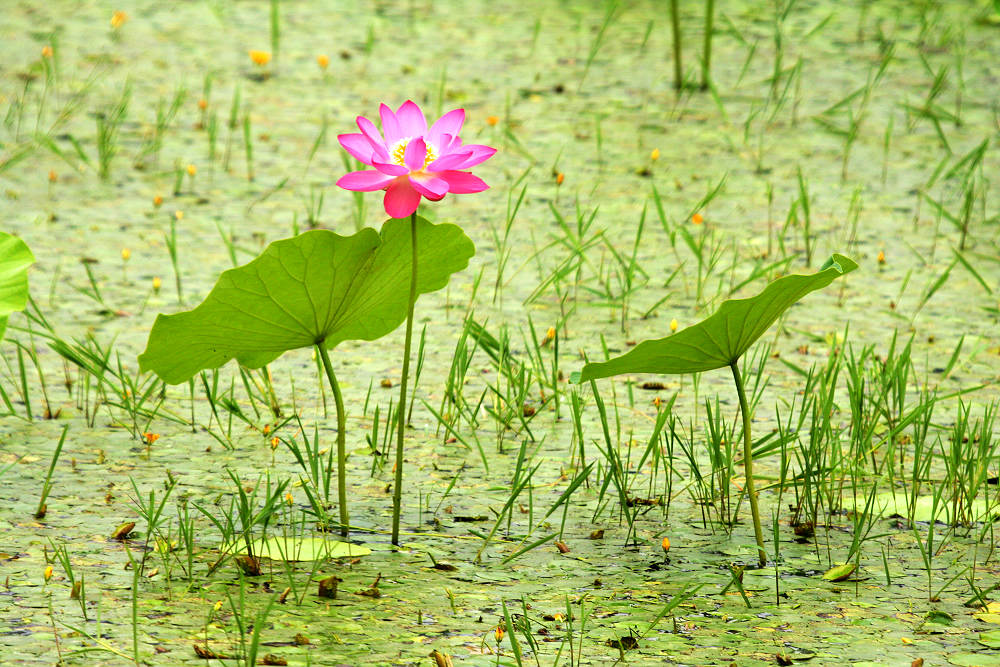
[392,212,418,546]
[316,343,348,537]
[730,359,766,567]
[701,0,715,90]
[670,0,683,90]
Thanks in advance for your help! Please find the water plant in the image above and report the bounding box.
[336,99,495,544]
[575,254,858,565]
[139,221,474,536]
[0,231,35,343]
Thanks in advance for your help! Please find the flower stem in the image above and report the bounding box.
[670,0,683,90]
[392,212,418,546]
[316,343,348,537]
[730,358,766,567]
[701,0,715,91]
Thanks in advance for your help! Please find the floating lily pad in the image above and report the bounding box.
[981,630,1000,649]
[822,562,856,582]
[241,536,371,561]
[853,492,998,523]
[951,653,1000,666]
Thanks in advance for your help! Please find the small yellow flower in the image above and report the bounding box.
[213,600,223,612]
[174,210,184,221]
[121,248,131,261]
[143,432,159,445]
[271,436,280,450]
[486,115,499,126]
[692,213,704,225]
[650,148,660,161]
[44,565,54,582]
[48,170,58,183]
[110,10,128,29]
[152,195,163,207]
[555,172,565,185]
[670,318,678,332]
[152,276,162,292]
[41,46,53,58]
[186,164,197,177]
[249,50,272,66]
[494,626,505,643]
[877,250,885,264]
[661,536,671,554]
[284,492,293,506]
[316,54,330,69]
[545,327,555,342]
[198,98,208,110]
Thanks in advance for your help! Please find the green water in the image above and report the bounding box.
[1,0,999,664]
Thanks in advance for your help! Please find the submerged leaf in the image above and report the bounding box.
[0,232,34,341]
[575,254,857,382]
[139,217,474,383]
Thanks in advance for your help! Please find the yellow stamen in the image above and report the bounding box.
[389,138,437,170]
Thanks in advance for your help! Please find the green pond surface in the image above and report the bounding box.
[1,0,1000,665]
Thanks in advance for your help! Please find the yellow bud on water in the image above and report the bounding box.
[121,248,131,261]
[249,50,272,66]
[44,566,53,582]
[670,318,678,332]
[650,148,660,161]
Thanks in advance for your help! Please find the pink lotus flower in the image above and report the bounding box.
[336,100,497,218]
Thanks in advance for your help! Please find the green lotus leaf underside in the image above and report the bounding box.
[576,253,858,382]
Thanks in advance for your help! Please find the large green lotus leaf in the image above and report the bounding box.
[576,254,857,381]
[139,216,474,384]
[0,232,35,341]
